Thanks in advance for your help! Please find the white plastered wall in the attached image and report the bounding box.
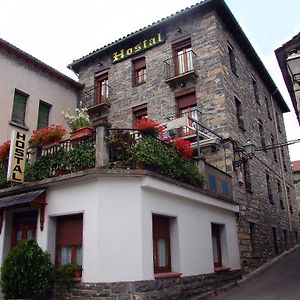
[0,174,240,283]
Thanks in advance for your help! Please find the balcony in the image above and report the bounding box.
[0,124,232,202]
[82,85,111,120]
[161,113,222,154]
[164,50,198,86]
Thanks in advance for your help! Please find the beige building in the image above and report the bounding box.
[0,38,82,144]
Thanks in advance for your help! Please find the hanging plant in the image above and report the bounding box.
[133,117,163,137]
[0,140,10,166]
[29,124,66,147]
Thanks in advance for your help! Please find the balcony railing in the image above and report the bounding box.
[82,84,111,107]
[164,50,198,84]
[161,113,222,154]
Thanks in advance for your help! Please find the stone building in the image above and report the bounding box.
[292,160,300,213]
[275,33,300,126]
[69,0,299,273]
[0,37,82,144]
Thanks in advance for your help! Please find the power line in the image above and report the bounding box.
[255,139,300,152]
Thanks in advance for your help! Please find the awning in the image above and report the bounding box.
[0,190,46,209]
[0,189,47,232]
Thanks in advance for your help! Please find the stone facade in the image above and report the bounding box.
[53,270,241,300]
[70,0,298,278]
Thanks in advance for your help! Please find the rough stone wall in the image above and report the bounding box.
[53,270,241,300]
[213,14,299,272]
[76,7,299,273]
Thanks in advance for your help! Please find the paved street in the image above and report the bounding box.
[213,247,300,300]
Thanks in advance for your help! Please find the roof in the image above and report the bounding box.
[68,0,288,113]
[291,160,300,172]
[0,38,83,90]
[0,189,46,209]
[275,33,300,124]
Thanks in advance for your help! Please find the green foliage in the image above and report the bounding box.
[55,263,79,294]
[0,163,8,188]
[130,136,205,187]
[25,143,96,181]
[0,239,54,300]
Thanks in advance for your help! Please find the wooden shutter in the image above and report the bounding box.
[56,214,83,246]
[176,92,196,109]
[37,101,51,129]
[133,57,146,70]
[12,90,28,123]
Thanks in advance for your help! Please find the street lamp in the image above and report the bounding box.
[244,140,255,158]
[286,50,300,84]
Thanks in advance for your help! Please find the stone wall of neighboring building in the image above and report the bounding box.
[292,160,300,212]
[71,0,299,273]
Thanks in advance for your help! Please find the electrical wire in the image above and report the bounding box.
[255,139,300,152]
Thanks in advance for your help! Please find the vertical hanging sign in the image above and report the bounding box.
[7,130,28,183]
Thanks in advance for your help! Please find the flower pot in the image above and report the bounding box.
[73,268,82,282]
[70,127,94,144]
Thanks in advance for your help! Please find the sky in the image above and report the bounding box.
[1,0,299,160]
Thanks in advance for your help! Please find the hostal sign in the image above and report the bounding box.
[7,130,28,183]
[112,32,165,63]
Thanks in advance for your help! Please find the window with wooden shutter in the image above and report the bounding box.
[11,89,28,124]
[133,57,146,86]
[56,214,83,266]
[132,103,147,124]
[172,36,193,75]
[37,101,51,129]
[175,90,197,136]
[153,215,171,274]
[95,72,109,104]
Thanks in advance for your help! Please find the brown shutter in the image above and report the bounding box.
[176,92,196,109]
[133,57,146,70]
[56,214,83,246]
[153,215,170,238]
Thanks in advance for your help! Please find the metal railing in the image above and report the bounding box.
[164,50,197,80]
[82,84,111,107]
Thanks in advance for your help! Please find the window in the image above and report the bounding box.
[176,90,198,136]
[272,227,279,255]
[56,214,83,266]
[281,148,287,171]
[235,97,245,130]
[37,101,51,129]
[132,103,147,124]
[287,186,293,214]
[211,224,224,268]
[172,37,193,75]
[243,160,252,192]
[228,42,237,75]
[258,120,266,149]
[271,135,278,162]
[249,222,255,255]
[265,96,272,120]
[275,111,282,133]
[95,73,109,104]
[153,215,171,273]
[133,57,146,86]
[252,77,259,104]
[283,229,288,251]
[11,211,37,249]
[11,89,28,124]
[277,180,284,209]
[266,173,273,204]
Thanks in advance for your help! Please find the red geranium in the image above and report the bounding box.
[29,125,66,147]
[0,140,10,166]
[133,117,163,137]
[172,138,193,160]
